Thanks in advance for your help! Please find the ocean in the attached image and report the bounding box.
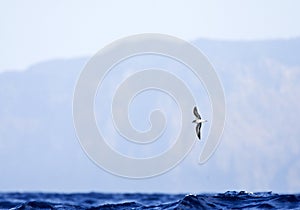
[1,191,299,209]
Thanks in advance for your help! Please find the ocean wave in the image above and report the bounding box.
[1,191,299,209]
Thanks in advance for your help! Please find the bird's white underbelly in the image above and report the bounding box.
[195,119,206,123]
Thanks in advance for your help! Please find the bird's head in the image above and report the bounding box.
[192,119,197,123]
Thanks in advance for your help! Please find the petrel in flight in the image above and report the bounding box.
[192,106,207,140]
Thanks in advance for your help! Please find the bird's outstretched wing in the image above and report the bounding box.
[193,106,201,119]
[196,123,202,139]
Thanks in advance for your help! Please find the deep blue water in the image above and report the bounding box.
[0,191,300,209]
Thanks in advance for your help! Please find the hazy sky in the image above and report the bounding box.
[1,0,300,72]
[1,0,300,193]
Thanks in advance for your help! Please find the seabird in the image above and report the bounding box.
[192,106,207,140]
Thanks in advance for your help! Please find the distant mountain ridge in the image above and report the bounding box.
[0,38,299,192]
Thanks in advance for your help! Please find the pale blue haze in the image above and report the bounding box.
[0,1,300,193]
